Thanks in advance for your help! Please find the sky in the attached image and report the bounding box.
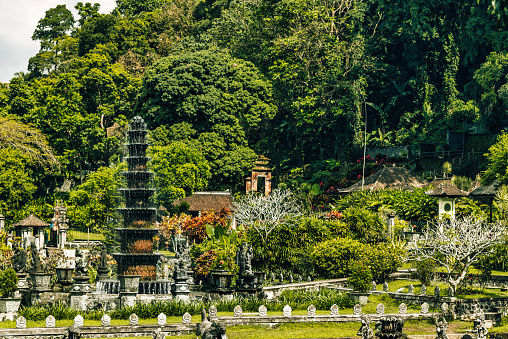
[0,0,116,83]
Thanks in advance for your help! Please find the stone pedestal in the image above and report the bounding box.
[172,270,190,301]
[210,270,234,295]
[30,273,53,292]
[120,292,137,308]
[70,275,92,310]
[118,275,140,293]
[236,274,261,293]
[97,266,110,281]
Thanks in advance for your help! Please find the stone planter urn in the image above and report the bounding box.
[0,297,22,313]
[254,272,266,285]
[347,291,371,306]
[118,274,141,293]
[210,270,234,292]
[30,272,53,291]
[55,268,74,285]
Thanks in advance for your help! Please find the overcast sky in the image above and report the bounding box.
[0,0,116,83]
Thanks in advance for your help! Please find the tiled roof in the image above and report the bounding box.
[12,213,49,227]
[175,191,233,212]
[425,183,469,197]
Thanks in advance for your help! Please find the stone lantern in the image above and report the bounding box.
[425,183,469,219]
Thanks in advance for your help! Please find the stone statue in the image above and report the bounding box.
[12,242,28,273]
[100,245,107,268]
[473,311,488,339]
[357,314,374,339]
[75,248,88,276]
[236,242,253,276]
[64,324,82,339]
[435,315,448,339]
[29,243,42,273]
[200,320,228,339]
[152,328,165,339]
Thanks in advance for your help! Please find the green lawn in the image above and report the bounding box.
[67,230,106,241]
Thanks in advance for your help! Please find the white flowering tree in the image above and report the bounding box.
[232,188,302,244]
[408,216,505,294]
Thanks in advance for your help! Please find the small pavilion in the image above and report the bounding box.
[13,213,49,249]
[425,183,469,219]
[469,179,500,223]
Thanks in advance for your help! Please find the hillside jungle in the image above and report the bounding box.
[1,0,508,238]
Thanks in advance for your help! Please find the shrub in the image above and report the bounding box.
[347,261,372,291]
[411,258,437,286]
[191,239,238,284]
[310,237,367,278]
[367,243,405,283]
[246,216,345,271]
[0,268,19,297]
[341,207,385,244]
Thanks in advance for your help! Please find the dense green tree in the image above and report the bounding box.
[0,148,37,223]
[150,142,211,207]
[209,0,370,166]
[483,131,508,185]
[138,50,275,188]
[116,0,169,15]
[32,5,75,48]
[68,165,124,231]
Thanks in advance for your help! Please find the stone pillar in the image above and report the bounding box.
[245,177,252,194]
[38,229,45,249]
[387,212,395,237]
[265,174,272,195]
[0,214,4,229]
[59,229,68,249]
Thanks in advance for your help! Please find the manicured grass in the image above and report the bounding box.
[67,230,105,241]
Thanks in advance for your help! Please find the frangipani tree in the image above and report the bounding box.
[233,188,302,244]
[408,216,505,294]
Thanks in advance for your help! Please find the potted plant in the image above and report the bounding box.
[0,268,21,313]
[55,253,74,285]
[347,261,372,305]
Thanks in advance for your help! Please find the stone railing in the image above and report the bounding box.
[435,272,508,289]
[0,302,437,338]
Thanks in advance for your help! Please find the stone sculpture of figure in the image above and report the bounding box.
[182,241,192,271]
[473,312,488,339]
[100,245,107,268]
[236,242,253,276]
[12,242,28,273]
[236,242,246,274]
[65,324,82,339]
[244,244,253,275]
[200,319,228,339]
[435,315,449,339]
[357,314,373,339]
[75,248,88,276]
[152,328,165,339]
[29,243,42,273]
[196,309,212,338]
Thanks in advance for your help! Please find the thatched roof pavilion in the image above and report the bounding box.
[337,166,428,194]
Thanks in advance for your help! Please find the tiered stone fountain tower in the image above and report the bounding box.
[114,116,161,307]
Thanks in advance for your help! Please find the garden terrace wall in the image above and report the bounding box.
[388,292,507,320]
[435,272,508,289]
[0,313,438,338]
